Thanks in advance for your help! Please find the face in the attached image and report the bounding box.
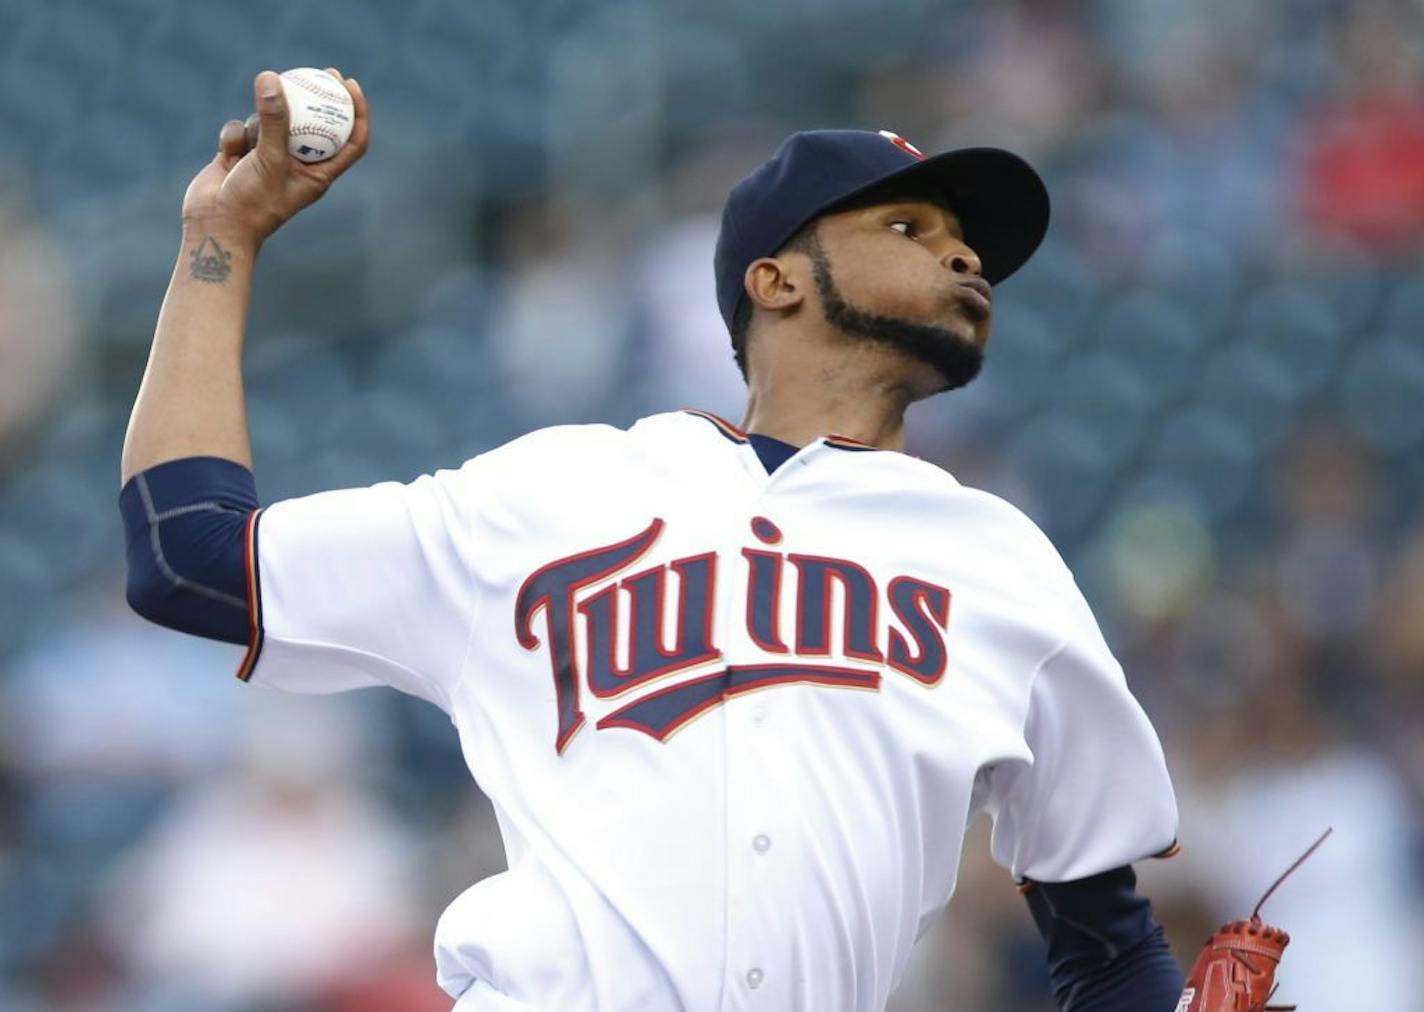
[803,196,991,393]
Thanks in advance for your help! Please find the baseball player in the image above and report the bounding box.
[120,70,1188,1010]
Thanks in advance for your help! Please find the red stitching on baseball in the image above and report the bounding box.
[281,72,351,106]
[289,125,342,142]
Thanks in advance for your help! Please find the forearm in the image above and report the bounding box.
[120,225,259,485]
[1052,923,1184,1011]
[118,68,370,642]
[1022,864,1185,1012]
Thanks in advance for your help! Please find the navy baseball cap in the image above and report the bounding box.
[714,129,1050,331]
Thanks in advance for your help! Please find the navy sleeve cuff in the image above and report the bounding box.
[1023,864,1185,1011]
[1053,923,1184,1011]
[119,456,260,647]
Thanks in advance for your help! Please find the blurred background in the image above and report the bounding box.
[1,0,1422,1008]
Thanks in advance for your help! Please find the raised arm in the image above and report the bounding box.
[119,68,369,485]
[119,69,369,649]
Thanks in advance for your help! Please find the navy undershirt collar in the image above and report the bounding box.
[680,409,881,468]
[747,432,801,475]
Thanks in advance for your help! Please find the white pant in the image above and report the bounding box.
[453,979,533,1011]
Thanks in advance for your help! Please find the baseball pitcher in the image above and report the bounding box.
[119,69,1287,1011]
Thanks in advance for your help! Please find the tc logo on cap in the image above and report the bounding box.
[878,130,926,160]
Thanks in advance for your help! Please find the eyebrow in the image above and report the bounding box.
[882,194,954,211]
[864,186,954,208]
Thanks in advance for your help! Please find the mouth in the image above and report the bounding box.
[955,277,992,320]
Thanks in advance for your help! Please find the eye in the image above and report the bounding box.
[889,220,917,239]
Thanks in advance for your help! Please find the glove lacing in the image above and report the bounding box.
[1251,827,1334,1012]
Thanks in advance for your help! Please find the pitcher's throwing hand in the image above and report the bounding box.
[181,67,369,246]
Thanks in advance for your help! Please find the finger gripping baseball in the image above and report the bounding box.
[1176,827,1332,1012]
[254,71,290,164]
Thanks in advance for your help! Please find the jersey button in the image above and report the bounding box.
[752,834,771,854]
[746,967,764,989]
[749,705,766,726]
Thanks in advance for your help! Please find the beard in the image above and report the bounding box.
[809,244,984,393]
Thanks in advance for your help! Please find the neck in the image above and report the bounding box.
[738,352,918,451]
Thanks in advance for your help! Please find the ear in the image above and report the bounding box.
[743,254,808,315]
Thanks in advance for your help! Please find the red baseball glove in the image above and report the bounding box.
[1175,828,1331,1012]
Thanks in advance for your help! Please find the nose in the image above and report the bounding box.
[943,244,982,277]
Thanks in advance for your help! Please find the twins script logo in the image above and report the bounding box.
[878,129,926,160]
[516,515,952,754]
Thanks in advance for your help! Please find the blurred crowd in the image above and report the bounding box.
[1,0,1422,1009]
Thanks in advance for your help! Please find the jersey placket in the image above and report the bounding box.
[718,449,820,1009]
[720,678,797,1007]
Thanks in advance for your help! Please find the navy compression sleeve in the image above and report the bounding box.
[1022,864,1185,1011]
[119,456,259,645]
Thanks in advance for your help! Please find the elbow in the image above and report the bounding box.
[122,540,252,646]
[120,474,168,627]
[118,471,255,645]
[124,558,173,628]
[123,533,189,633]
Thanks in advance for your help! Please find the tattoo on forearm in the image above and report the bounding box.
[189,235,233,283]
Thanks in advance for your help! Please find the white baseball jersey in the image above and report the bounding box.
[235,408,1179,1012]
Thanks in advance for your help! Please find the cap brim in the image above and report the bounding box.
[828,147,1050,286]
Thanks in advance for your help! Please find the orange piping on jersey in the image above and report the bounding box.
[1153,839,1182,859]
[555,714,587,757]
[822,434,880,452]
[234,508,265,682]
[681,408,748,443]
[823,432,872,447]
[684,410,881,453]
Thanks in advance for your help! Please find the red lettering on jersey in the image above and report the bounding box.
[886,576,952,685]
[742,547,789,653]
[580,552,721,699]
[789,553,884,663]
[517,517,954,753]
[515,518,664,754]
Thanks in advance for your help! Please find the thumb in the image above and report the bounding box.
[252,70,290,166]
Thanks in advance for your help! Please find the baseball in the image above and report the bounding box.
[280,67,354,163]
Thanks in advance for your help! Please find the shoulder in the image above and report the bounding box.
[945,487,1125,661]
[968,487,1065,560]
[941,478,1077,586]
[440,413,697,496]
[476,411,710,465]
[466,420,631,466]
[448,419,644,482]
[928,477,1098,641]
